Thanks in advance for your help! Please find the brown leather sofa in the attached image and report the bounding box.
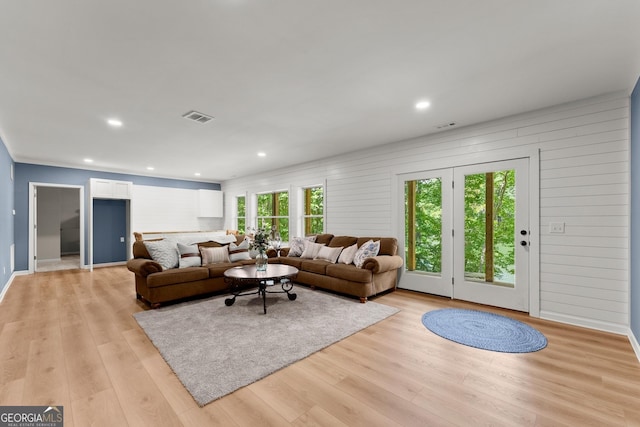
[127,234,403,307]
[127,235,251,308]
[273,234,403,303]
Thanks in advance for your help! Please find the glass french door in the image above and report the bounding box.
[453,158,529,311]
[400,158,530,311]
[400,169,453,297]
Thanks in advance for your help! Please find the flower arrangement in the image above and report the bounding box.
[248,227,270,254]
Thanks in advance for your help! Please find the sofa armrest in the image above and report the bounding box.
[361,255,404,274]
[127,258,162,277]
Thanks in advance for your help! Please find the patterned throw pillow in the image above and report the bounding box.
[144,240,179,270]
[200,246,230,264]
[229,238,251,262]
[300,242,325,259]
[338,243,358,265]
[314,246,343,263]
[177,243,201,268]
[287,235,317,257]
[353,240,381,268]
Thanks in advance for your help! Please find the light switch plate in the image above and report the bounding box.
[549,222,565,233]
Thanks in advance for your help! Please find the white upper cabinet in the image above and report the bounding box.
[90,178,133,199]
[197,189,223,217]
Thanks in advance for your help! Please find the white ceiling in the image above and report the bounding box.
[1,1,639,182]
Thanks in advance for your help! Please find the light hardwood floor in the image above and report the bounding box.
[1,266,639,426]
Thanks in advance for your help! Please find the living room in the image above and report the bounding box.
[2,1,640,426]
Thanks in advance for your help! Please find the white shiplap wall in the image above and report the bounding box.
[222,92,630,333]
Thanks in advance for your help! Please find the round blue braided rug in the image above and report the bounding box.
[421,308,547,353]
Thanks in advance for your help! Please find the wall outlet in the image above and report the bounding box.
[549,222,565,233]
[3,266,5,275]
[120,237,125,243]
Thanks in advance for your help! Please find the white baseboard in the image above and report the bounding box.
[628,328,640,364]
[539,310,628,335]
[0,271,27,304]
[92,261,127,268]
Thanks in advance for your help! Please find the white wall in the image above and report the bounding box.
[131,185,223,235]
[36,187,81,260]
[222,92,630,333]
[36,187,61,260]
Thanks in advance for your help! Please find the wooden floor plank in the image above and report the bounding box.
[98,338,183,427]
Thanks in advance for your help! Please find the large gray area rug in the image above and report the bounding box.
[133,286,399,406]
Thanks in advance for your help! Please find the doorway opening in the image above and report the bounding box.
[29,183,85,273]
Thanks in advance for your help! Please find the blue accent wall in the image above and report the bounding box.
[0,137,14,296]
[14,163,221,271]
[631,77,640,340]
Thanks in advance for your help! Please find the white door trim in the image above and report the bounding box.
[28,182,85,273]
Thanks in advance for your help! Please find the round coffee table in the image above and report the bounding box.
[223,264,299,314]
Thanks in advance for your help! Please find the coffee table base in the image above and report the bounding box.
[224,278,296,314]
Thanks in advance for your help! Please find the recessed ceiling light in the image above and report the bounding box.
[415,101,431,110]
[146,166,154,171]
[257,152,266,157]
[83,158,93,163]
[194,172,201,176]
[107,118,123,127]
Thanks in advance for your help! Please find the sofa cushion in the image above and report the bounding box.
[338,243,358,265]
[300,242,325,259]
[326,264,372,283]
[229,238,251,262]
[144,240,179,270]
[206,262,241,277]
[201,246,230,264]
[133,241,152,259]
[279,257,304,269]
[314,245,343,263]
[353,240,380,268]
[178,243,202,268]
[146,267,209,288]
[329,236,357,248]
[287,236,316,257]
[301,259,331,275]
[357,237,397,256]
[314,234,335,245]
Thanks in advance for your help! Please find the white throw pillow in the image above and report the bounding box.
[144,240,179,270]
[228,238,251,262]
[200,246,230,264]
[177,243,201,268]
[353,240,381,268]
[287,235,317,257]
[300,241,325,259]
[338,243,358,265]
[314,246,343,264]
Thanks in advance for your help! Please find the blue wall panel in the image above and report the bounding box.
[0,138,14,296]
[631,77,640,339]
[14,163,221,271]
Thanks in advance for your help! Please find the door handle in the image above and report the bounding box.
[520,240,528,247]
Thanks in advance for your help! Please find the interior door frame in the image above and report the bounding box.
[392,147,540,317]
[28,182,85,273]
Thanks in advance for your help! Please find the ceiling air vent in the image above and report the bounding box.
[182,110,214,124]
[435,122,456,130]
